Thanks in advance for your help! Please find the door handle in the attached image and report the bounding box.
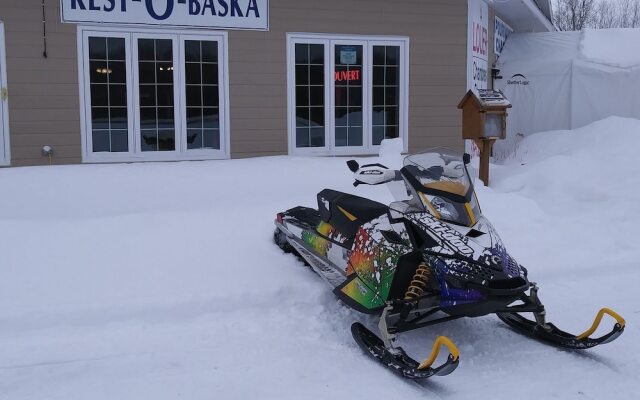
[1,87,7,101]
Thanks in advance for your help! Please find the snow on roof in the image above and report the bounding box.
[580,28,640,68]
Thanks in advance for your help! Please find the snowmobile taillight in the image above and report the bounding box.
[417,335,460,370]
[276,213,285,224]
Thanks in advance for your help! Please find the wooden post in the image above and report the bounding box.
[474,138,496,186]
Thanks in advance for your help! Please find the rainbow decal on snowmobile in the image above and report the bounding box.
[346,216,411,307]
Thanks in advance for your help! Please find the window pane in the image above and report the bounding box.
[185,41,201,62]
[89,37,106,60]
[309,65,324,85]
[157,85,174,106]
[309,44,324,64]
[109,61,126,84]
[203,129,220,149]
[157,63,174,84]
[309,107,324,127]
[186,86,202,107]
[140,108,157,130]
[296,107,310,127]
[187,128,202,149]
[373,46,385,66]
[90,61,108,83]
[373,126,385,146]
[386,46,400,66]
[109,85,127,107]
[155,40,172,61]
[203,108,219,129]
[138,39,155,61]
[295,44,309,65]
[157,107,174,128]
[91,107,109,129]
[187,107,203,129]
[202,64,218,84]
[202,41,218,62]
[296,86,309,107]
[186,63,202,84]
[138,62,156,84]
[309,86,324,107]
[107,38,126,61]
[90,84,108,107]
[158,130,175,151]
[111,130,129,152]
[295,65,308,85]
[296,127,310,147]
[110,107,128,129]
[92,130,110,152]
[202,86,219,107]
[310,127,325,147]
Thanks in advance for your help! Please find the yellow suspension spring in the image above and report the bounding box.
[404,262,434,300]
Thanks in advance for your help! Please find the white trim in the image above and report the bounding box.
[0,21,10,166]
[286,33,409,157]
[77,25,230,163]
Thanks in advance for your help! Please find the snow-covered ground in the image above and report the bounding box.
[1,117,639,399]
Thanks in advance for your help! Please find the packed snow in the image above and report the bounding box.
[1,118,639,399]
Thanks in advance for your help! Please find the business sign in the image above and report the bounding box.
[467,0,488,92]
[494,16,513,58]
[61,0,269,31]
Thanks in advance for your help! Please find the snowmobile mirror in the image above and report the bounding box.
[347,160,359,172]
[463,153,471,165]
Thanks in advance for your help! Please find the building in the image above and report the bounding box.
[0,0,552,167]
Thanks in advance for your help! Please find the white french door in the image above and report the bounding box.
[79,26,229,163]
[0,21,9,166]
[288,34,409,156]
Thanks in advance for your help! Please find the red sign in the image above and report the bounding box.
[334,69,361,82]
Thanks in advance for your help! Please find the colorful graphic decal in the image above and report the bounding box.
[301,222,333,257]
[340,276,385,309]
[345,216,411,308]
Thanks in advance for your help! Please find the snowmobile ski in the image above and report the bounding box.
[497,308,625,349]
[351,322,459,380]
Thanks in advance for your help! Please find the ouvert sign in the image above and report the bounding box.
[60,0,269,30]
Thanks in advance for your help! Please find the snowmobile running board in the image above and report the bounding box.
[497,308,625,349]
[351,322,459,380]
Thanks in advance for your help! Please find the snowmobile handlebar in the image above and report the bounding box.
[347,160,402,187]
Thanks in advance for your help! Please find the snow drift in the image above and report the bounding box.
[1,120,639,399]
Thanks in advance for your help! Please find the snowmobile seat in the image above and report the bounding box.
[317,189,388,239]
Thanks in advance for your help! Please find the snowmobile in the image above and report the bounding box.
[273,148,625,380]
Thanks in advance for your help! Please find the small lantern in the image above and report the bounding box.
[457,89,511,139]
[457,89,512,186]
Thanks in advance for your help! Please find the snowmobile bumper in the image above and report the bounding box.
[498,307,625,349]
[351,322,459,379]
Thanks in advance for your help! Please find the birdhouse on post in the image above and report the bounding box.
[457,89,511,186]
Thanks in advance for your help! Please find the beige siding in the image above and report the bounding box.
[1,0,81,166]
[0,0,468,166]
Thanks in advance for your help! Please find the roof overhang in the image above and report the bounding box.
[491,0,555,32]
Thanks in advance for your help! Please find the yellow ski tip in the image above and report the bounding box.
[576,307,626,340]
[417,335,460,371]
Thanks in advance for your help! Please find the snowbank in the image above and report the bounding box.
[1,120,638,399]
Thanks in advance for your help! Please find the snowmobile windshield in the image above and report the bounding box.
[402,148,481,227]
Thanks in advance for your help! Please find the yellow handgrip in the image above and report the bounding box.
[576,308,626,340]
[417,336,460,370]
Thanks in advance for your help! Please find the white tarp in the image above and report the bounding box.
[493,28,640,160]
